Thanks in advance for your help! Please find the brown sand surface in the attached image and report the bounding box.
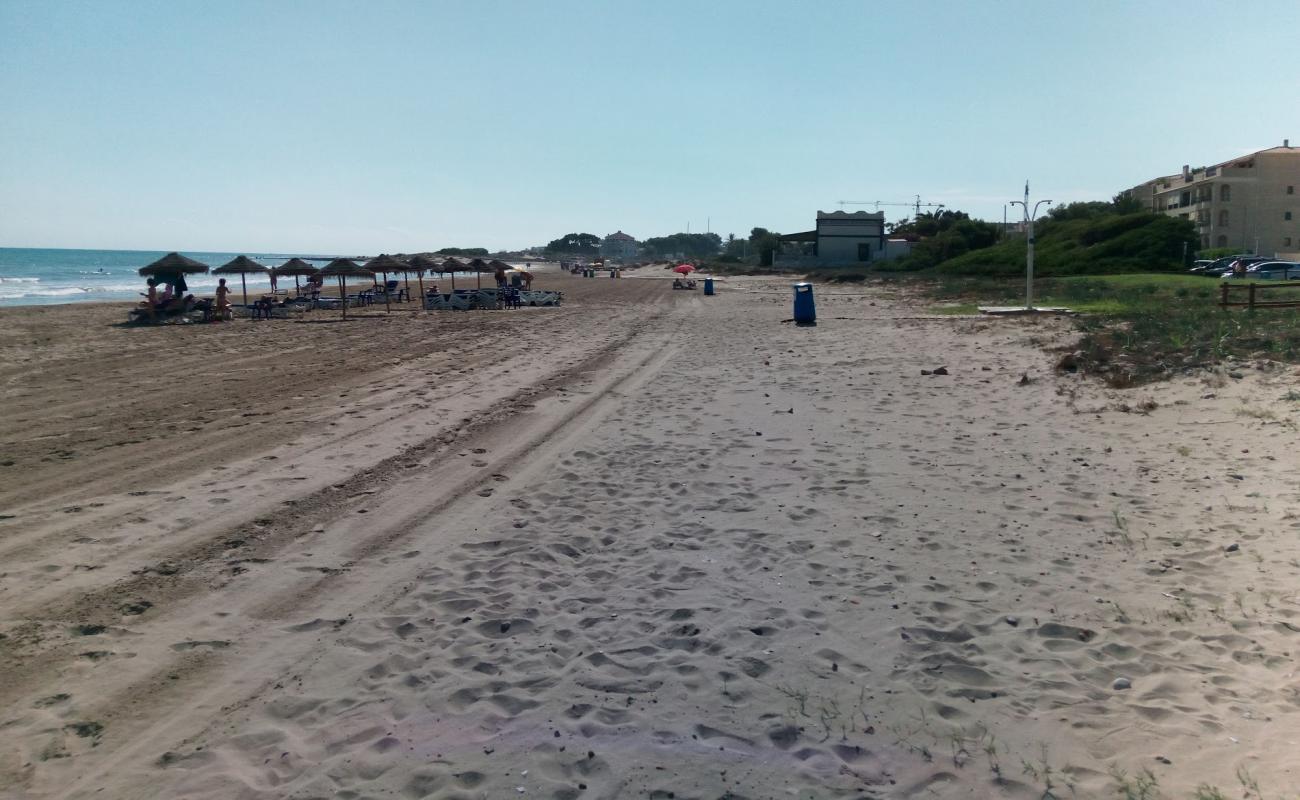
[1,270,1298,798]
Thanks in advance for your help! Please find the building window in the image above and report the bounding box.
[1218,210,1230,226]
[1287,211,1294,221]
[1217,234,1228,247]
[1221,184,1231,201]
[856,243,871,262]
[1289,185,1295,195]
[1286,237,1293,247]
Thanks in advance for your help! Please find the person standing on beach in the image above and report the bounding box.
[215,278,231,319]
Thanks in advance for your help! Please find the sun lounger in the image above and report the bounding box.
[518,290,563,306]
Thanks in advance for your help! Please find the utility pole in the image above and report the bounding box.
[1009,181,1052,310]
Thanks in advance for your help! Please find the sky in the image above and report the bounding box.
[1,0,1298,254]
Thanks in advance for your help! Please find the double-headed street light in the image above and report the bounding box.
[1009,181,1052,310]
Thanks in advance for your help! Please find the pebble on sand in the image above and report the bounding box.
[1113,677,1132,691]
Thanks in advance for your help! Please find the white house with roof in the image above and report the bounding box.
[600,231,639,261]
[774,211,911,267]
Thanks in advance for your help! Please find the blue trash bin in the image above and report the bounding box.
[792,282,816,324]
[703,278,715,296]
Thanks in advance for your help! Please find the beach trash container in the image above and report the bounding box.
[703,278,715,296]
[792,282,816,325]
[609,269,616,278]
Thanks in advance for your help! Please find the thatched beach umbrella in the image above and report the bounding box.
[213,255,268,306]
[138,252,209,296]
[366,254,409,313]
[466,258,489,291]
[440,257,463,291]
[386,254,420,301]
[271,258,319,294]
[407,254,441,308]
[138,251,210,277]
[320,258,375,320]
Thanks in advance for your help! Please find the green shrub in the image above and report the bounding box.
[937,213,1196,277]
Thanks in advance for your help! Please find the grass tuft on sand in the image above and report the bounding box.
[927,273,1300,383]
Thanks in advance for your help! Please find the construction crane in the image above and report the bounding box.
[836,195,945,220]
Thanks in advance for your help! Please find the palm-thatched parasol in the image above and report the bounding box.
[139,252,209,296]
[213,255,268,306]
[407,254,441,308]
[271,258,320,295]
[320,258,375,320]
[365,253,409,313]
[440,257,463,291]
[466,258,489,291]
[138,252,210,277]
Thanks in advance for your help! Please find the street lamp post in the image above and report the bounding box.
[1009,181,1052,310]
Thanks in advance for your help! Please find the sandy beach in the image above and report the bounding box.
[1,267,1298,799]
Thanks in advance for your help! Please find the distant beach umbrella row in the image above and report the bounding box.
[137,251,515,320]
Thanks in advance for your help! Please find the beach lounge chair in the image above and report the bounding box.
[518,289,563,306]
[425,291,477,311]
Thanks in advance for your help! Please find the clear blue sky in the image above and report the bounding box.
[2,0,1297,253]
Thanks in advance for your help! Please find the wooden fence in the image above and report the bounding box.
[1219,282,1300,309]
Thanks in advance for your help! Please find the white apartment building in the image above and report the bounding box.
[1122,141,1299,258]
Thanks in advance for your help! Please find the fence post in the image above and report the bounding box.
[1220,283,1229,307]
[1247,282,1256,310]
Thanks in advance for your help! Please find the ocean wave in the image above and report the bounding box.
[0,276,42,283]
[0,286,98,300]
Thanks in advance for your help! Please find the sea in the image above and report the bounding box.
[0,248,514,308]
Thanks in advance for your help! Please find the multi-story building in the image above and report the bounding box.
[599,231,638,261]
[1121,140,1299,258]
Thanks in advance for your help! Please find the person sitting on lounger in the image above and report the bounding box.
[138,278,161,319]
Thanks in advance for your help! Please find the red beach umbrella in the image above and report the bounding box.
[673,264,695,275]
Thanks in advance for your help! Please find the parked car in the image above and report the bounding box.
[1188,259,1215,273]
[1246,261,1300,280]
[1220,256,1271,277]
[1201,254,1254,276]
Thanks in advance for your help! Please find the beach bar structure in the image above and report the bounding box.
[774,211,912,268]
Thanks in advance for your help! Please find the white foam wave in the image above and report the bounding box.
[0,276,42,283]
[0,286,97,300]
